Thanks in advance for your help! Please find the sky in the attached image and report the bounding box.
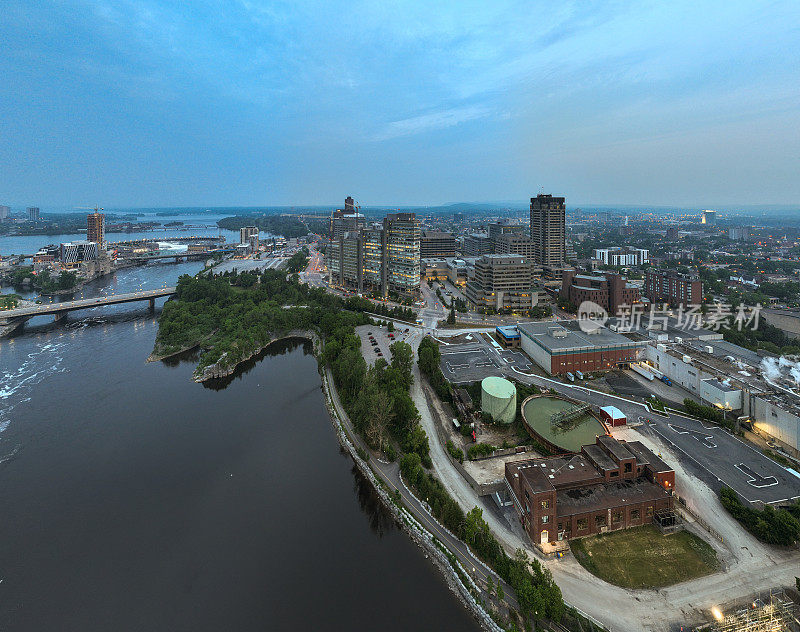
[1,0,799,209]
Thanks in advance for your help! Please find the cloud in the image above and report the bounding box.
[372,105,493,141]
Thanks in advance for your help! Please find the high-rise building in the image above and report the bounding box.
[87,210,105,246]
[327,206,420,297]
[530,194,565,268]
[701,210,717,225]
[494,233,536,259]
[239,226,259,253]
[27,207,40,221]
[462,233,492,257]
[729,227,750,241]
[0,205,10,220]
[644,269,702,307]
[421,231,456,258]
[465,254,538,313]
[60,241,98,266]
[344,196,356,213]
[384,212,421,296]
[488,221,526,252]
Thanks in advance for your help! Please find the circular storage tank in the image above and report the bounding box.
[481,376,517,425]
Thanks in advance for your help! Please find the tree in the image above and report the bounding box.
[447,305,456,324]
[387,321,395,332]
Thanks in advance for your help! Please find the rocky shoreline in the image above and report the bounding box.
[319,368,503,632]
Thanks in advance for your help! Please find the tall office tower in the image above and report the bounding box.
[239,226,259,252]
[530,194,565,268]
[362,226,386,293]
[87,210,106,246]
[344,196,356,213]
[327,202,366,283]
[0,205,10,220]
[27,207,40,221]
[384,212,421,296]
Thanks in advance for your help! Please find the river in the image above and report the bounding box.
[0,254,481,630]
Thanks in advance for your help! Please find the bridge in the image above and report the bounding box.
[0,287,176,337]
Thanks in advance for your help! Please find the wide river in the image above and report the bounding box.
[0,255,481,630]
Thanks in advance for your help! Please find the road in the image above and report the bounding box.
[322,366,520,618]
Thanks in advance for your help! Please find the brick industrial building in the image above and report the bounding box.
[560,269,641,316]
[518,320,644,375]
[505,435,675,546]
[644,269,702,307]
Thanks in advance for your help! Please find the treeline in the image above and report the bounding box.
[401,454,564,622]
[217,214,312,239]
[324,335,430,465]
[285,248,309,274]
[342,296,416,323]
[720,487,800,546]
[7,267,78,293]
[681,398,732,429]
[155,270,371,373]
[720,320,800,356]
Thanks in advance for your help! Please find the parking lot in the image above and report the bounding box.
[356,324,415,366]
[439,335,534,384]
[639,414,800,505]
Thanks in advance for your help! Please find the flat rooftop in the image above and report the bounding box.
[556,478,671,518]
[518,320,645,354]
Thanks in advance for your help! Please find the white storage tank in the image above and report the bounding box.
[481,376,517,425]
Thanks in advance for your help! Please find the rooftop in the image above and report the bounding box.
[556,478,671,518]
[518,320,645,353]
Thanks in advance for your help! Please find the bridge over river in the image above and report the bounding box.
[0,287,176,337]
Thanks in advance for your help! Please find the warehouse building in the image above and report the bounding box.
[518,320,645,375]
[506,435,675,547]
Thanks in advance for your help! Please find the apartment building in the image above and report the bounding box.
[561,269,641,315]
[530,194,565,268]
[593,247,649,267]
[644,269,702,307]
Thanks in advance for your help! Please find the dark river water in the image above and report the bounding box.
[0,261,481,631]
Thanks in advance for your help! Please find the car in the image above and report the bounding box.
[367,332,372,335]
[374,347,380,353]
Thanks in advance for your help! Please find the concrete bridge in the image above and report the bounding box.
[0,287,176,337]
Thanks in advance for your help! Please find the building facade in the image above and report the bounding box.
[239,226,259,253]
[87,211,106,247]
[530,194,565,268]
[495,233,537,259]
[0,205,9,220]
[644,269,702,306]
[560,269,640,315]
[421,231,456,258]
[27,207,40,221]
[518,320,644,375]
[506,435,674,546]
[465,254,537,313]
[462,233,492,257]
[593,247,649,267]
[60,241,99,265]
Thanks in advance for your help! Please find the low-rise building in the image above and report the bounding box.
[592,246,649,267]
[518,320,645,375]
[560,269,640,316]
[505,435,674,547]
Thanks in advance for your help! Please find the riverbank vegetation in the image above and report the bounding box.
[154,269,370,376]
[0,293,21,309]
[217,214,328,238]
[719,487,800,545]
[6,266,79,293]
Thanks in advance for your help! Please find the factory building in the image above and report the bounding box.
[506,435,675,547]
[518,320,645,375]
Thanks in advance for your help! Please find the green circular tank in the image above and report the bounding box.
[481,376,517,425]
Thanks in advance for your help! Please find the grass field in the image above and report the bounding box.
[570,525,719,589]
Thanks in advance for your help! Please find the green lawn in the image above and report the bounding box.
[570,525,719,589]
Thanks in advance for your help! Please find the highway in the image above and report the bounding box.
[0,287,176,319]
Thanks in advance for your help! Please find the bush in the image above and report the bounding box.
[446,440,464,463]
[467,443,496,460]
[719,487,800,545]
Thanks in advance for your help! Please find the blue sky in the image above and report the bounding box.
[1,1,799,208]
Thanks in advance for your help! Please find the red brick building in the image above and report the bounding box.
[644,269,702,307]
[561,269,640,316]
[505,436,674,547]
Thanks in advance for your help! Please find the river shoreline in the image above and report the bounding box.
[318,367,503,632]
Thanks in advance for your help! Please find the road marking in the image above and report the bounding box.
[668,424,717,448]
[734,463,778,488]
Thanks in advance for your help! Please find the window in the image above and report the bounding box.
[557,522,563,531]
[610,471,619,477]
[564,521,571,532]
[646,506,653,518]
[631,509,640,520]
[541,499,551,510]
[576,518,588,531]
[542,515,550,524]
[595,514,607,528]
[612,511,623,524]
[624,462,633,473]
